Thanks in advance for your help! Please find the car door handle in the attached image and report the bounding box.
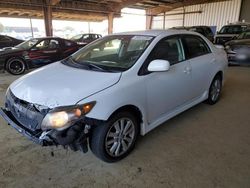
[183,67,191,74]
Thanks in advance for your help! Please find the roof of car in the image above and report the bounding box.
[224,22,250,27]
[33,36,62,40]
[113,29,196,37]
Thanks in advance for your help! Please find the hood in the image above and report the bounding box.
[0,47,24,56]
[225,39,250,46]
[10,62,121,108]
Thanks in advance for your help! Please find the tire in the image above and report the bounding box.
[206,75,222,105]
[90,111,139,163]
[6,57,26,75]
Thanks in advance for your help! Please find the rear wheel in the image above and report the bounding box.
[6,57,26,75]
[206,75,222,105]
[90,111,139,162]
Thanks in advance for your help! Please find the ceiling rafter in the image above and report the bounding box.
[146,0,231,15]
[0,0,232,21]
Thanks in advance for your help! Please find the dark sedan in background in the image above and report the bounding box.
[172,26,214,42]
[0,37,79,75]
[225,30,250,65]
[0,35,23,49]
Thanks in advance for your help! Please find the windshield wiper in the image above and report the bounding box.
[63,57,117,72]
[87,63,107,72]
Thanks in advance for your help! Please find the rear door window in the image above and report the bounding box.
[182,35,211,59]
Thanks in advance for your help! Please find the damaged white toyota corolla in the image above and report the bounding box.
[0,30,227,162]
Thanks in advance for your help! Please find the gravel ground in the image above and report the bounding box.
[0,67,250,188]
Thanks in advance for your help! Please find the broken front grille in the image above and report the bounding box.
[5,90,46,131]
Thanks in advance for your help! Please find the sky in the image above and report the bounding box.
[0,8,146,39]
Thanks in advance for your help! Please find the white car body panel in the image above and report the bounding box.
[10,62,121,108]
[8,30,228,136]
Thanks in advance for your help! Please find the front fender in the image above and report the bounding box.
[77,75,149,135]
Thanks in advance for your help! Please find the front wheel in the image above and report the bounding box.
[6,57,26,75]
[90,111,139,162]
[206,75,222,105]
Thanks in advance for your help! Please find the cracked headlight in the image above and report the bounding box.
[41,101,96,131]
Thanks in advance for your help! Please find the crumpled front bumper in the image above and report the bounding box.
[0,107,96,152]
[0,107,43,145]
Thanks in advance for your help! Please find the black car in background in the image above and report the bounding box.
[70,33,102,47]
[172,26,214,42]
[225,30,250,65]
[0,37,79,75]
[0,35,23,49]
[214,23,250,45]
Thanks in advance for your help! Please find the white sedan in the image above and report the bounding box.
[0,30,228,162]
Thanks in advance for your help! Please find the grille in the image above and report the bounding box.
[5,90,45,131]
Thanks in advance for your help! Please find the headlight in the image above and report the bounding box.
[41,101,96,131]
[225,45,231,50]
[225,45,235,53]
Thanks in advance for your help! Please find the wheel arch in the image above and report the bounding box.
[216,70,223,81]
[107,104,144,135]
[209,70,223,87]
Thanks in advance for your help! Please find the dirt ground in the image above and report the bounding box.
[0,67,250,188]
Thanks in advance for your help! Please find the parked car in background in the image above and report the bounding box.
[172,26,214,42]
[70,33,102,47]
[225,30,250,65]
[0,35,23,49]
[0,30,227,162]
[214,22,250,45]
[0,37,79,75]
[188,26,214,42]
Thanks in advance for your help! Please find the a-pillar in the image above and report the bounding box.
[43,0,53,36]
[108,12,114,34]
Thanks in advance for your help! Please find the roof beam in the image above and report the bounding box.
[146,0,231,15]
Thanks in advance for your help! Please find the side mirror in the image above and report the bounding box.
[214,44,224,50]
[30,47,38,51]
[148,59,170,72]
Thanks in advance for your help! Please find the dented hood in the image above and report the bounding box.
[10,62,121,108]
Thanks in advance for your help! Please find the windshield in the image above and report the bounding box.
[219,25,248,34]
[65,35,154,72]
[15,39,39,50]
[237,31,250,39]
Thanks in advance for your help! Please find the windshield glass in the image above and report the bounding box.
[65,35,154,72]
[237,31,250,39]
[219,25,248,34]
[15,39,39,49]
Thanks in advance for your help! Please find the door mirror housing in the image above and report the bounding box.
[148,60,170,72]
[30,47,38,51]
